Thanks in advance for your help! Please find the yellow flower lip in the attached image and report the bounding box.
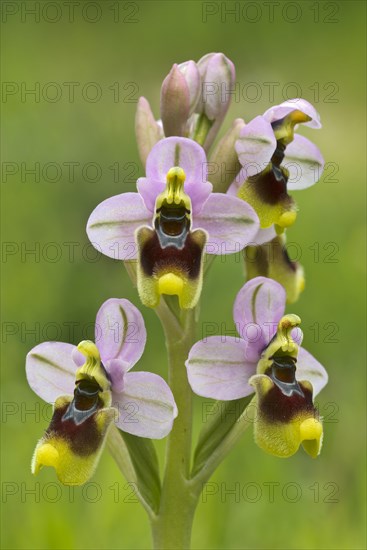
[32,442,59,475]
[250,374,323,458]
[300,417,323,441]
[244,235,305,304]
[278,210,297,228]
[298,276,305,293]
[158,273,184,296]
[300,417,323,458]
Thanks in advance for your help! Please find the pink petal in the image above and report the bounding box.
[235,116,276,176]
[263,99,322,129]
[297,347,328,397]
[113,372,178,439]
[146,136,208,184]
[26,342,76,403]
[95,298,147,370]
[233,277,286,362]
[186,336,255,400]
[143,137,212,214]
[137,177,165,213]
[251,225,277,245]
[87,193,151,260]
[193,194,259,255]
[284,134,325,190]
[104,359,130,393]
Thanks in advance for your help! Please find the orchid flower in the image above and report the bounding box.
[229,99,325,231]
[186,277,328,458]
[87,137,259,309]
[245,233,305,304]
[26,299,177,485]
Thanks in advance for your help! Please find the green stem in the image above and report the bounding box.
[151,307,199,550]
[192,114,213,147]
[123,262,252,546]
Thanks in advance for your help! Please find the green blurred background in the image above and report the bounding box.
[1,1,366,548]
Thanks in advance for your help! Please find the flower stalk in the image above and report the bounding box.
[151,306,198,550]
[151,306,256,548]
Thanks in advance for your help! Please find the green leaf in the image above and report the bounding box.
[107,426,161,516]
[191,396,251,478]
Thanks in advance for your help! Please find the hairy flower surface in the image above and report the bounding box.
[186,277,328,457]
[26,299,177,484]
[87,137,259,308]
[230,99,325,231]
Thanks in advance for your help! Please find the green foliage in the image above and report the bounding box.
[192,397,251,478]
[111,428,161,515]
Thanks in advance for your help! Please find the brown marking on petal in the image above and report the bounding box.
[46,377,108,457]
[260,381,315,424]
[248,165,291,206]
[261,356,316,423]
[140,229,203,281]
[45,403,102,456]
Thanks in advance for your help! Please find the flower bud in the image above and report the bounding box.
[160,64,191,137]
[208,118,245,193]
[177,60,201,115]
[194,53,236,150]
[135,97,162,167]
[196,52,236,121]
